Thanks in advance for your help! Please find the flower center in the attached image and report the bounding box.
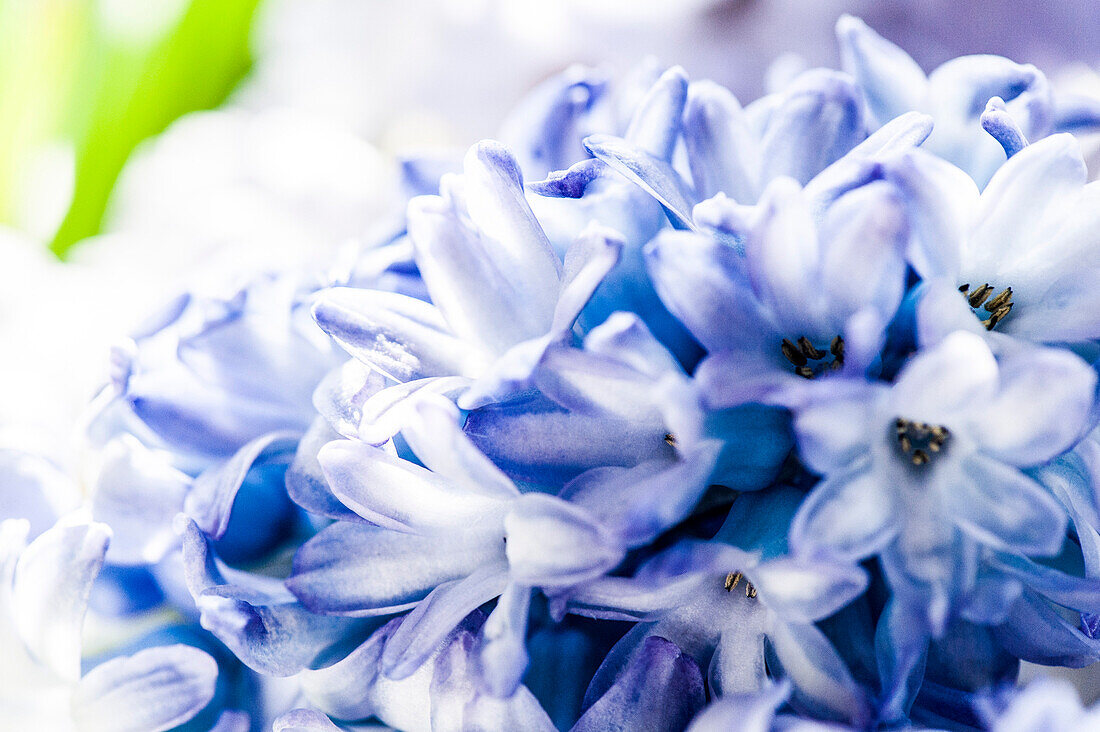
[894,418,950,466]
[958,283,1013,331]
[781,335,844,379]
[724,571,757,598]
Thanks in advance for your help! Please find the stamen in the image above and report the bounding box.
[664,433,677,448]
[781,335,844,379]
[961,284,1014,331]
[895,418,950,466]
[781,339,807,367]
[797,336,825,360]
[723,571,756,598]
[967,284,993,307]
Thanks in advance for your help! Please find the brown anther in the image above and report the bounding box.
[967,283,993,308]
[725,571,742,592]
[746,583,757,599]
[797,336,826,360]
[795,366,815,379]
[958,283,970,294]
[781,338,807,367]
[830,335,845,359]
[985,287,1013,312]
[895,417,950,467]
[664,433,677,448]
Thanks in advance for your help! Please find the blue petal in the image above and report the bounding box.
[318,438,510,533]
[381,565,510,679]
[758,69,866,186]
[789,462,897,562]
[178,517,363,675]
[504,494,625,587]
[311,288,471,381]
[287,521,502,615]
[584,134,698,229]
[12,519,110,682]
[624,66,689,161]
[185,432,298,541]
[72,645,218,732]
[996,590,1100,667]
[835,15,927,128]
[683,80,759,202]
[91,438,190,565]
[981,97,1029,158]
[874,600,930,724]
[766,619,870,724]
[430,622,556,732]
[752,557,868,624]
[285,418,363,523]
[572,636,704,732]
[478,581,532,698]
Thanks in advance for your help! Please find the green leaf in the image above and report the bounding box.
[49,0,263,258]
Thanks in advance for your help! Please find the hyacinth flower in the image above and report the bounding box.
[884,133,1100,350]
[286,396,722,699]
[788,331,1096,633]
[836,15,1100,187]
[311,140,624,439]
[0,516,219,731]
[461,310,791,490]
[566,487,871,725]
[645,173,909,410]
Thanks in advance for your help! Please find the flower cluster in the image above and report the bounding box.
[8,15,1100,732]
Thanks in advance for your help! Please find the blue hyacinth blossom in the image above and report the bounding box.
[647,173,909,409]
[789,331,1095,633]
[883,133,1100,349]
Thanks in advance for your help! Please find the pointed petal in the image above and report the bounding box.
[285,418,363,522]
[91,438,189,565]
[381,564,509,679]
[818,180,908,333]
[753,557,868,624]
[287,521,501,615]
[584,134,699,229]
[13,520,110,681]
[72,645,217,732]
[767,619,869,724]
[967,134,1087,280]
[185,431,298,541]
[625,66,689,160]
[318,439,509,533]
[504,494,625,587]
[759,70,865,186]
[884,149,978,280]
[683,80,760,202]
[573,636,705,732]
[836,15,927,127]
[551,223,624,334]
[562,445,722,548]
[478,582,532,698]
[461,140,562,319]
[177,517,363,675]
[311,288,472,381]
[789,462,897,562]
[645,230,775,355]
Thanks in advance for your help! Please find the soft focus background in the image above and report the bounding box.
[2,0,1100,445]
